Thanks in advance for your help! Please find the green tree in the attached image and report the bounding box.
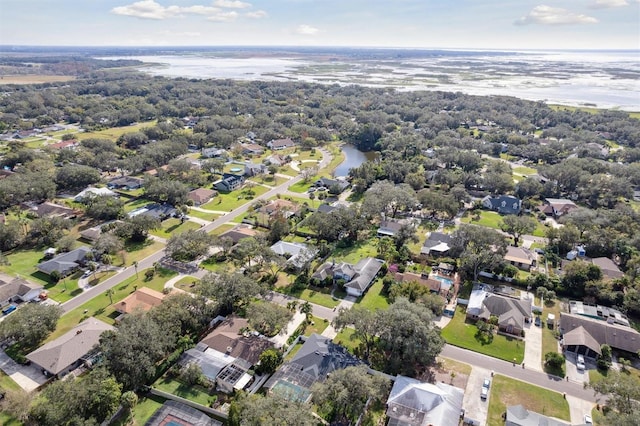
[198,272,266,313]
[228,393,316,426]
[0,389,33,422]
[311,365,390,424]
[500,215,537,247]
[587,370,640,424]
[544,351,565,369]
[246,301,293,337]
[120,390,138,414]
[257,348,283,374]
[452,224,508,281]
[0,303,62,349]
[165,229,214,262]
[181,362,205,386]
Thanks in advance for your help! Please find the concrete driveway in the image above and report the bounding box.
[566,395,595,425]
[463,366,492,426]
[565,352,590,385]
[523,320,543,371]
[0,350,48,391]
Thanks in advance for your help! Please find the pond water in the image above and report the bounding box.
[334,144,377,177]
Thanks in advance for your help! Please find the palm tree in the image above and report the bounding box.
[300,301,313,321]
[106,288,114,304]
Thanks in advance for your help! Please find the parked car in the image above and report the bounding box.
[534,316,541,327]
[584,414,593,424]
[307,187,316,193]
[2,305,17,315]
[481,386,488,400]
[577,354,586,371]
[483,378,491,389]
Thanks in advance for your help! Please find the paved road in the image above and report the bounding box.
[441,345,599,402]
[60,148,331,315]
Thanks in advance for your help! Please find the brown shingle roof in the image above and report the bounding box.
[113,287,166,314]
[560,313,640,354]
[200,316,273,365]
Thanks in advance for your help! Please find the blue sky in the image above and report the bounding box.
[1,0,638,49]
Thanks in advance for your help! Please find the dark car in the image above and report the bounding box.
[2,305,17,315]
[535,316,541,327]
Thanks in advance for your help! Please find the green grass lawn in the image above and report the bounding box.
[77,121,157,141]
[284,341,304,361]
[153,377,215,406]
[207,223,235,236]
[201,185,269,212]
[441,306,525,363]
[200,256,233,274]
[174,276,200,293]
[331,239,378,264]
[253,175,289,187]
[461,210,504,229]
[487,375,570,425]
[149,218,201,239]
[288,180,314,193]
[111,394,166,426]
[358,279,389,311]
[541,299,563,374]
[47,267,177,342]
[512,166,538,176]
[277,285,340,308]
[121,240,164,267]
[333,327,361,353]
[186,208,219,221]
[123,197,150,213]
[302,315,330,336]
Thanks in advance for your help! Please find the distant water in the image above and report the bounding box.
[334,145,377,177]
[100,48,640,111]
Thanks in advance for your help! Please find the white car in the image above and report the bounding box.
[576,354,586,371]
[583,414,593,424]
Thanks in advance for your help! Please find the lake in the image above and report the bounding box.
[334,145,378,177]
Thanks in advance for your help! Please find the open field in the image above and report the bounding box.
[487,374,570,425]
[0,74,75,84]
[77,121,157,140]
[441,306,525,363]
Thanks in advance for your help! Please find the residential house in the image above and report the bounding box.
[466,287,532,336]
[74,187,117,202]
[146,400,221,426]
[505,405,570,426]
[219,225,260,244]
[179,343,234,384]
[386,375,464,426]
[539,198,578,217]
[560,312,640,358]
[37,246,92,277]
[214,173,244,192]
[48,139,79,150]
[394,272,443,294]
[188,188,217,206]
[267,138,295,150]
[317,203,337,214]
[128,203,179,221]
[481,195,522,215]
[314,177,349,194]
[265,154,287,166]
[0,273,44,306]
[312,257,384,297]
[201,147,227,158]
[265,334,362,402]
[590,257,624,280]
[29,201,76,219]
[504,246,536,271]
[79,220,121,243]
[568,300,630,327]
[257,199,301,219]
[420,232,452,256]
[197,316,274,392]
[113,287,166,317]
[377,220,404,237]
[244,162,267,176]
[241,143,265,156]
[270,241,318,271]
[26,317,114,377]
[107,176,144,190]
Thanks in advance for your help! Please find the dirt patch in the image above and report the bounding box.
[0,75,76,84]
[431,365,469,389]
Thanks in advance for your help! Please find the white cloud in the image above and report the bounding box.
[214,0,251,8]
[246,10,268,19]
[111,0,246,21]
[589,0,629,8]
[514,5,598,26]
[295,24,320,35]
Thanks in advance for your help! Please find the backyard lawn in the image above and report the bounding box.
[149,218,201,239]
[461,210,549,237]
[111,394,166,426]
[441,306,525,363]
[331,239,378,264]
[358,279,389,311]
[153,377,214,406]
[487,375,570,426]
[47,267,177,341]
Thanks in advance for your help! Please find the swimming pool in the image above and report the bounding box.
[431,275,453,286]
